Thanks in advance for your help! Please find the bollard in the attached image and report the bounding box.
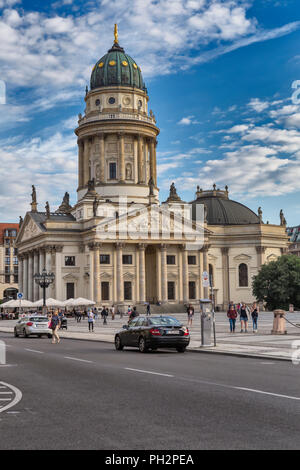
[271,309,287,335]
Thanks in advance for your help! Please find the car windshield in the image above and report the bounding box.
[149,317,182,327]
[29,317,48,323]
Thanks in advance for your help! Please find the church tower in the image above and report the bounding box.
[75,25,159,208]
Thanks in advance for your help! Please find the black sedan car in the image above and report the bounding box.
[114,315,190,353]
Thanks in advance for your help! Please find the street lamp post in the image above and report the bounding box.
[33,268,55,311]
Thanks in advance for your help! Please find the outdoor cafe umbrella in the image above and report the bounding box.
[64,297,95,307]
[33,298,65,308]
[1,299,35,308]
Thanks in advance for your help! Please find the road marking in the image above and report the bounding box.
[234,387,300,401]
[24,349,44,354]
[0,391,13,394]
[125,368,174,378]
[64,356,94,364]
[0,382,22,413]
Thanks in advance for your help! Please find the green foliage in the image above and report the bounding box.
[252,255,300,310]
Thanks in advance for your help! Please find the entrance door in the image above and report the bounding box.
[145,246,157,303]
[66,282,74,299]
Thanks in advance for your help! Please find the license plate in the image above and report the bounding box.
[165,330,180,335]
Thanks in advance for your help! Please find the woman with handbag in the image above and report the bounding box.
[50,309,61,344]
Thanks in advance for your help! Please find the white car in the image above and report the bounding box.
[14,316,52,338]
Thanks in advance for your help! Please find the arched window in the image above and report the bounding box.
[209,264,214,286]
[239,263,248,287]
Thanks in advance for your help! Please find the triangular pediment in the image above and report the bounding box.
[233,254,252,261]
[92,203,209,247]
[16,213,43,243]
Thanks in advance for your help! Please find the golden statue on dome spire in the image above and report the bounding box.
[114,24,118,44]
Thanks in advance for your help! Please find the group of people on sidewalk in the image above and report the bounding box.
[227,301,259,333]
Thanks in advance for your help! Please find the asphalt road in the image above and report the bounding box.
[0,332,299,450]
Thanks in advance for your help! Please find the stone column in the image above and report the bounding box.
[116,243,124,303]
[88,244,94,301]
[78,140,84,188]
[94,243,101,305]
[18,256,23,295]
[221,247,230,309]
[160,244,168,303]
[28,252,33,301]
[38,249,45,300]
[33,251,39,300]
[118,133,125,183]
[138,135,144,183]
[23,254,28,299]
[45,246,52,273]
[138,244,146,303]
[154,139,158,186]
[256,246,266,268]
[156,247,161,302]
[181,245,189,303]
[99,133,105,183]
[83,138,90,187]
[149,138,155,184]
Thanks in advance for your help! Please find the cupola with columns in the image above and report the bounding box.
[74,25,160,208]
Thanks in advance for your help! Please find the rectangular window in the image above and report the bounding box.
[122,255,132,265]
[13,257,18,265]
[5,247,10,256]
[5,239,10,245]
[124,281,132,300]
[167,255,176,265]
[5,275,10,284]
[168,281,175,300]
[5,266,10,274]
[5,257,10,265]
[14,266,18,274]
[65,256,75,266]
[100,254,110,264]
[189,281,196,300]
[14,248,18,256]
[14,275,18,284]
[109,162,117,180]
[101,282,109,301]
[188,255,196,265]
[66,282,75,299]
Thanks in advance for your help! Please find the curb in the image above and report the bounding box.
[0,328,291,361]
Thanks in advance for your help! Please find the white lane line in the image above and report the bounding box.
[234,387,300,401]
[0,391,13,394]
[0,398,11,401]
[0,382,22,413]
[24,349,44,354]
[125,368,174,378]
[64,356,94,364]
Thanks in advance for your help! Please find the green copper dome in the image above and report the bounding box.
[90,42,146,92]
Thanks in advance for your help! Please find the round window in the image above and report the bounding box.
[108,97,115,105]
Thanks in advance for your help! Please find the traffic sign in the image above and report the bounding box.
[17,292,23,299]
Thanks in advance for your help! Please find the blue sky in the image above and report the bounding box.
[0,0,300,225]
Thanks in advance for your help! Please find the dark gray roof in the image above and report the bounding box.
[191,195,260,225]
[30,212,76,231]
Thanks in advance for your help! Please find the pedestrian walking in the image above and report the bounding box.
[227,305,237,333]
[111,305,115,320]
[251,302,259,333]
[187,304,194,327]
[87,310,95,332]
[102,306,108,325]
[239,303,250,332]
[50,309,61,344]
[146,302,151,316]
[129,306,139,322]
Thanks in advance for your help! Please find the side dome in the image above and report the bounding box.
[90,42,146,92]
[190,188,260,225]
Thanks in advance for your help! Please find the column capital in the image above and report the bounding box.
[52,245,64,253]
[160,243,168,251]
[200,243,210,253]
[88,242,102,251]
[138,243,147,250]
[221,247,229,255]
[255,245,266,254]
[116,242,125,250]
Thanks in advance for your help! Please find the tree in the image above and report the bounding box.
[252,255,300,310]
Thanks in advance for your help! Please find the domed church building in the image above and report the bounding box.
[16,27,288,311]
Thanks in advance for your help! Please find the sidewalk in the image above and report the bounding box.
[1,311,299,361]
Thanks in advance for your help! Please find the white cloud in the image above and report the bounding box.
[248,98,269,113]
[0,131,77,220]
[178,116,199,125]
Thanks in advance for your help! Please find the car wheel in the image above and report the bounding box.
[23,329,29,338]
[138,336,148,353]
[14,328,19,338]
[115,335,124,351]
[176,346,186,353]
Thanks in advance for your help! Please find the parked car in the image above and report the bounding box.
[14,316,52,338]
[114,315,190,353]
